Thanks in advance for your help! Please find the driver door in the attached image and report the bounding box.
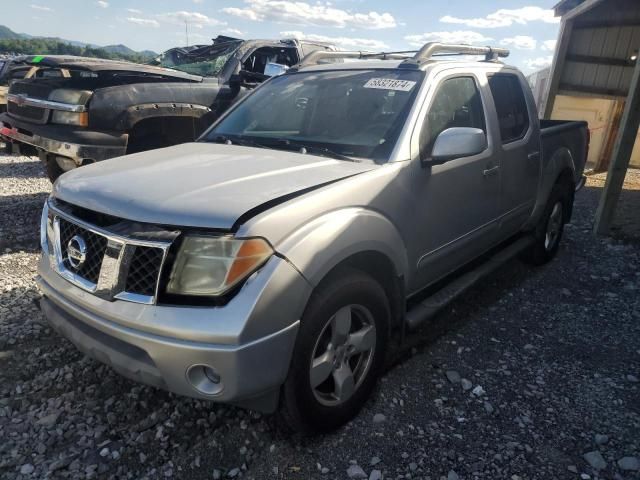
[410,74,501,290]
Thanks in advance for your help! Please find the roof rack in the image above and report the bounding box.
[297,42,510,68]
[298,50,413,67]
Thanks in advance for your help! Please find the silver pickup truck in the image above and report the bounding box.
[37,43,588,433]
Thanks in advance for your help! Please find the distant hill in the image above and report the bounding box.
[0,25,22,40]
[0,25,157,59]
[102,44,137,56]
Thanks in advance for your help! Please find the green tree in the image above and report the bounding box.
[0,39,153,63]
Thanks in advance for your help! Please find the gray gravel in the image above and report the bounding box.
[1,153,639,479]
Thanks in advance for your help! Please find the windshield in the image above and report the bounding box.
[204,69,424,162]
[158,42,240,77]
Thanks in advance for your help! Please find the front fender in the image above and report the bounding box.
[276,207,409,288]
[88,82,227,131]
[122,103,212,130]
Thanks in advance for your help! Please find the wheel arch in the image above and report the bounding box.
[125,115,207,154]
[525,147,577,230]
[276,207,408,332]
[315,250,405,335]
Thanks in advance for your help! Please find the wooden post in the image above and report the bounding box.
[593,56,640,235]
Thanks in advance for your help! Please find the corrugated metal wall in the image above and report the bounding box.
[559,0,640,98]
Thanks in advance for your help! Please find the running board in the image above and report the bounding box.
[406,236,534,331]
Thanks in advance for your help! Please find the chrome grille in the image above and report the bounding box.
[48,205,172,304]
[125,246,165,297]
[58,218,108,284]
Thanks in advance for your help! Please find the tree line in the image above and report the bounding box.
[0,38,153,63]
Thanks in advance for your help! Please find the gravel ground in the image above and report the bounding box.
[1,153,639,480]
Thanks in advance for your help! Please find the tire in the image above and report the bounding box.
[280,268,390,433]
[45,157,65,183]
[521,183,570,266]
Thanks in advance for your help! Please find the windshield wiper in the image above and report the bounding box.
[211,135,267,150]
[269,138,360,163]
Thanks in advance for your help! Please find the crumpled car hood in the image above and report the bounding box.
[53,142,373,229]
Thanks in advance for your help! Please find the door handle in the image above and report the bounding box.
[483,166,500,177]
[528,151,540,160]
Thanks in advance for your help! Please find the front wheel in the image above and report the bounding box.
[45,156,65,183]
[280,268,389,433]
[522,183,570,265]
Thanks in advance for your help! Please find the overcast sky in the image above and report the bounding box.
[4,0,561,71]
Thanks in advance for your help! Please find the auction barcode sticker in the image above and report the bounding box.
[363,78,417,92]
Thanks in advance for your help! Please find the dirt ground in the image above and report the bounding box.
[1,154,639,480]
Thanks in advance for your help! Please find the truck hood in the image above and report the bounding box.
[53,143,374,229]
[21,55,202,81]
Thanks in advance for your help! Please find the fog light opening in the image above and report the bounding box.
[187,364,223,395]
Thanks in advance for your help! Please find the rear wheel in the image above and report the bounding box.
[522,183,570,265]
[280,268,389,433]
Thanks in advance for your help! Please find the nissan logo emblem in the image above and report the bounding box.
[67,235,87,270]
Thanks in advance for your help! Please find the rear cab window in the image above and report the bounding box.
[487,73,530,143]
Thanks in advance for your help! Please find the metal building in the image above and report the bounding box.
[544,0,640,234]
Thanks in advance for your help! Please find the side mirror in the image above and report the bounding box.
[263,62,289,77]
[423,127,487,166]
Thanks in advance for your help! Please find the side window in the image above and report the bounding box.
[420,76,486,158]
[242,47,299,75]
[487,74,530,143]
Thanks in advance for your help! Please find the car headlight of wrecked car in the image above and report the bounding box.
[48,89,92,127]
[167,236,274,296]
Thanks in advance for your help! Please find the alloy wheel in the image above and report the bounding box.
[544,201,563,251]
[309,304,377,406]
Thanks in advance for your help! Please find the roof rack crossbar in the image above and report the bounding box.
[296,42,510,68]
[412,42,510,63]
[298,50,413,67]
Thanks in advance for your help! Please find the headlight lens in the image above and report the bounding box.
[40,201,49,253]
[51,111,89,126]
[40,200,55,260]
[167,236,274,296]
[48,89,92,105]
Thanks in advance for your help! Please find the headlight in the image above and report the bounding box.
[40,200,55,261]
[40,201,49,253]
[48,89,92,105]
[51,111,89,127]
[167,236,274,296]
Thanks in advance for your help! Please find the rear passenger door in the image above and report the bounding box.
[486,73,541,233]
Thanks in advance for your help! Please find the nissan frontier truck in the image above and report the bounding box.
[37,43,588,433]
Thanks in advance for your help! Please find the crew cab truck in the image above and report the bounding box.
[0,36,335,181]
[36,43,588,433]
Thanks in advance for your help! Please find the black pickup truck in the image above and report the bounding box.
[0,56,30,114]
[0,36,335,181]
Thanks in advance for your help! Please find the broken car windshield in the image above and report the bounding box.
[158,42,241,77]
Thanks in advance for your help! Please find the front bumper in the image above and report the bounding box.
[0,113,127,166]
[37,252,311,412]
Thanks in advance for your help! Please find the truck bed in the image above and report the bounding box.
[540,119,589,186]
